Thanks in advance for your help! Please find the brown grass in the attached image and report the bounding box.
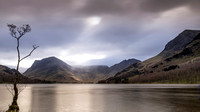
[129,62,200,84]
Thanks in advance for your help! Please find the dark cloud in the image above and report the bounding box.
[140,0,187,13]
[140,0,200,13]
[93,24,141,46]
[0,0,75,14]
[80,0,129,15]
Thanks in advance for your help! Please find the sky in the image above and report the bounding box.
[0,0,200,72]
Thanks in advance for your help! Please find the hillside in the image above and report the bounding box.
[0,65,50,83]
[108,59,141,76]
[100,30,200,83]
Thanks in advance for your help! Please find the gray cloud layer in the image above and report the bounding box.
[0,0,200,71]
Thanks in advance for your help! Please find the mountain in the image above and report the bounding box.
[0,65,50,83]
[108,59,141,76]
[71,65,110,83]
[24,57,81,83]
[160,30,200,58]
[24,56,140,83]
[100,30,200,83]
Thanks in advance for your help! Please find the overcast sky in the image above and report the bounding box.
[0,0,200,71]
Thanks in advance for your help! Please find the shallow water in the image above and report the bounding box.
[0,84,200,112]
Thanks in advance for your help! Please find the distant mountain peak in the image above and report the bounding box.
[32,56,70,68]
[37,56,63,63]
[121,58,140,63]
[23,56,80,83]
[108,58,141,76]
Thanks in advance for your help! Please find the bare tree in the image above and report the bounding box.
[7,24,39,112]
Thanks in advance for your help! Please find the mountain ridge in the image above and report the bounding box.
[24,57,140,83]
[160,30,200,58]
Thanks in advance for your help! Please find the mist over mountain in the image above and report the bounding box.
[71,65,110,83]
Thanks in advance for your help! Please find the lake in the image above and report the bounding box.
[0,84,200,112]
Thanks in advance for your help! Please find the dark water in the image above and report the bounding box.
[0,84,200,112]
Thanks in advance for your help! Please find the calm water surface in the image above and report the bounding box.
[0,84,200,112]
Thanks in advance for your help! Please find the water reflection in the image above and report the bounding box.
[18,86,32,112]
[0,85,12,111]
[55,85,93,112]
[0,84,200,112]
[30,85,57,112]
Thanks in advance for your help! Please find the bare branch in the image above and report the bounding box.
[18,84,27,95]
[17,27,22,36]
[20,45,39,61]
[5,84,14,96]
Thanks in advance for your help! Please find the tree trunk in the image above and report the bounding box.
[7,74,19,112]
